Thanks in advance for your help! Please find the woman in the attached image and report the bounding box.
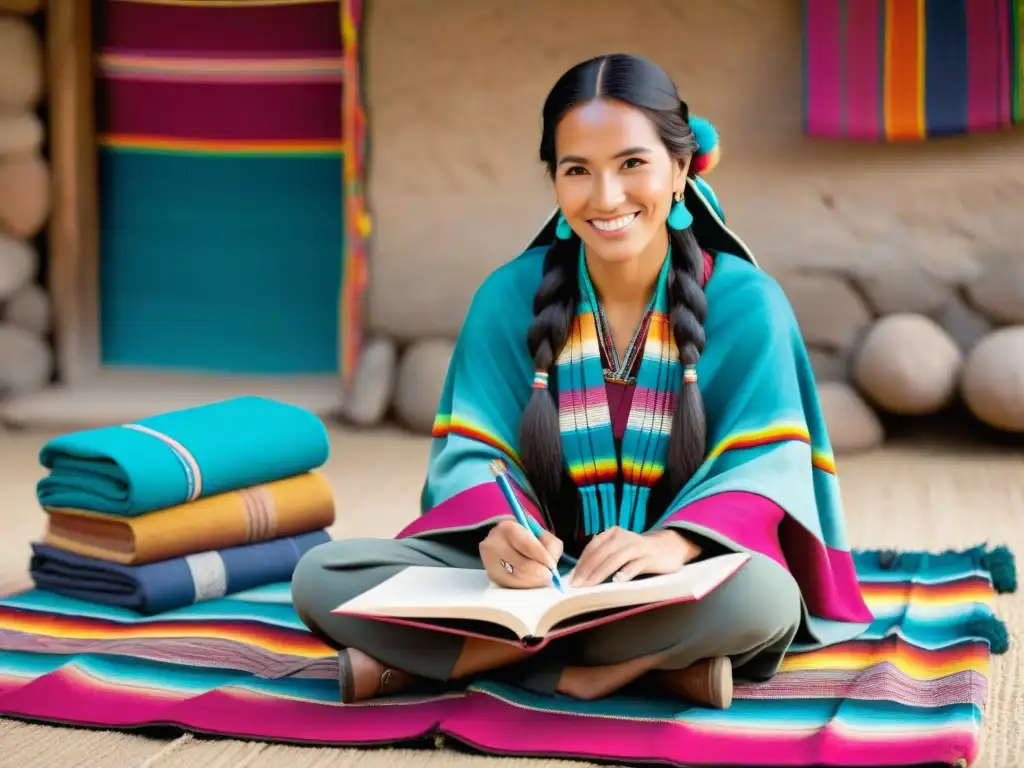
[292,53,874,709]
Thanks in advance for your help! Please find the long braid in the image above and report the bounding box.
[518,234,580,510]
[665,226,709,489]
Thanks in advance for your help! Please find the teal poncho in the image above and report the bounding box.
[398,177,873,653]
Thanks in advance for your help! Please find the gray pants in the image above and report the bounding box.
[290,536,803,695]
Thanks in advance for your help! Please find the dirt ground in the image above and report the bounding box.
[0,426,1020,767]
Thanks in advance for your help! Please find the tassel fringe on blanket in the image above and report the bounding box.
[0,543,1014,768]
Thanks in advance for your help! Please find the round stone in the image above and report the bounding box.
[341,335,399,427]
[393,338,455,434]
[0,112,43,156]
[0,152,50,238]
[852,313,962,415]
[961,327,1024,432]
[0,16,43,111]
[0,322,52,393]
[0,234,36,301]
[2,282,50,334]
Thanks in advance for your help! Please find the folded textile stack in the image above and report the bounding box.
[29,396,336,614]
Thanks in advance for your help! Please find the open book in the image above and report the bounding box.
[333,552,749,647]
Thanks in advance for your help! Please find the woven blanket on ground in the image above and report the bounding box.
[28,531,331,614]
[803,0,1023,140]
[94,0,369,378]
[38,396,330,517]
[0,546,1013,767]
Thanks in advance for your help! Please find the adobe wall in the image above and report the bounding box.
[346,0,1024,450]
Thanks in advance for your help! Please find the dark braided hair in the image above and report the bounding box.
[519,53,709,514]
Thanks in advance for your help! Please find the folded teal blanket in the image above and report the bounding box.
[37,396,330,517]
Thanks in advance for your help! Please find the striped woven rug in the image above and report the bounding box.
[803,0,1023,140]
[0,545,1013,767]
[94,0,368,380]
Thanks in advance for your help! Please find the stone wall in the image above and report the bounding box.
[0,5,53,402]
[341,0,1024,453]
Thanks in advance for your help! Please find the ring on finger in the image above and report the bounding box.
[499,559,515,575]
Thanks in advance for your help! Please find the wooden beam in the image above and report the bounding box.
[45,0,100,385]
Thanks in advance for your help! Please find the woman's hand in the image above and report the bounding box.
[570,527,701,588]
[480,519,563,589]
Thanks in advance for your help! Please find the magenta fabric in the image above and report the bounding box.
[99,81,343,141]
[101,1,342,54]
[657,491,788,567]
[397,480,545,539]
[781,516,877,624]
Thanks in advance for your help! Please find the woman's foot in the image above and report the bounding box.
[556,652,670,701]
[656,657,733,709]
[337,648,416,703]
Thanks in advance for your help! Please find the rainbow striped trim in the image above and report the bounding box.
[707,423,837,475]
[97,134,344,157]
[0,605,328,658]
[812,449,837,475]
[621,456,667,486]
[566,457,619,487]
[804,0,1023,141]
[431,414,521,468]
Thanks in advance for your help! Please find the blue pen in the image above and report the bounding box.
[489,460,566,591]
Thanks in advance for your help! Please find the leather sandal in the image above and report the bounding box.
[337,647,415,703]
[656,656,733,709]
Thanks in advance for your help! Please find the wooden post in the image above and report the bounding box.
[45,0,100,385]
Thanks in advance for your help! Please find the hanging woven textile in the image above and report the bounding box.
[803,0,1023,141]
[94,0,369,380]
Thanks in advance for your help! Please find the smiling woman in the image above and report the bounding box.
[291,52,873,714]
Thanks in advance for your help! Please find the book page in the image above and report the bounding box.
[333,566,567,637]
[536,552,749,634]
[333,553,749,639]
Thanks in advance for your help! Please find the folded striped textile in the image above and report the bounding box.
[29,532,331,615]
[37,396,330,517]
[43,472,335,565]
[804,0,1023,140]
[0,545,1013,767]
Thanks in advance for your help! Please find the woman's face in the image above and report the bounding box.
[553,99,687,265]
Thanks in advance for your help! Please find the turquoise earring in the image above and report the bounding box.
[667,191,693,230]
[555,213,572,240]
